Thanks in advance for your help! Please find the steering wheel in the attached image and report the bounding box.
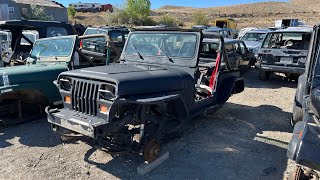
[284,39,294,47]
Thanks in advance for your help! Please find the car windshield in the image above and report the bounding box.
[241,32,266,42]
[262,32,311,50]
[125,33,197,58]
[31,37,74,58]
[84,28,108,41]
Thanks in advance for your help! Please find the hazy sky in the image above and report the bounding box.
[59,0,288,9]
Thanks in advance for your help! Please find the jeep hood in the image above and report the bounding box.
[61,64,191,96]
[0,63,68,86]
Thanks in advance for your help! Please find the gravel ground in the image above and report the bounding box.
[0,69,298,180]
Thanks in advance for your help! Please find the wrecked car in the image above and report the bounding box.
[0,20,76,67]
[240,29,269,60]
[257,27,312,81]
[47,29,244,162]
[287,25,320,180]
[81,26,129,63]
[0,34,119,127]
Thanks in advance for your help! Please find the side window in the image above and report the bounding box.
[225,44,235,56]
[239,42,247,54]
[234,43,242,55]
[47,27,68,37]
[21,30,39,45]
[110,31,123,42]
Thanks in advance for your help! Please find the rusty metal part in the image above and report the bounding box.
[143,139,161,162]
[288,166,310,180]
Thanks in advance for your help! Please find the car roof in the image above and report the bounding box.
[246,29,269,33]
[0,20,70,27]
[270,27,313,33]
[86,26,129,31]
[130,27,201,32]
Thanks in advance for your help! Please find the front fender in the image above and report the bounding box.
[0,80,60,104]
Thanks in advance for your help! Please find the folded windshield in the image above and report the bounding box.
[31,37,74,58]
[125,33,197,58]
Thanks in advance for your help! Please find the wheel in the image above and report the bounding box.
[291,102,303,126]
[143,139,160,162]
[259,69,270,81]
[288,166,311,180]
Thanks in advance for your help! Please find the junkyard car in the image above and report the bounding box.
[203,27,235,39]
[47,29,244,162]
[81,26,129,63]
[224,38,254,71]
[0,20,76,66]
[287,25,320,180]
[240,29,269,60]
[257,27,312,81]
[0,34,119,127]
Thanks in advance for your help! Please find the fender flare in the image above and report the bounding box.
[118,93,189,121]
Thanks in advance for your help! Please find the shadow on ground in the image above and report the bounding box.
[0,118,70,148]
[244,69,298,89]
[79,102,292,179]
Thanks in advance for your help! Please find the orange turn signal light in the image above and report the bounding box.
[298,131,303,139]
[64,95,71,104]
[99,104,108,114]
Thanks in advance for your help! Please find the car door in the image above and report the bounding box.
[238,42,251,66]
[225,44,238,70]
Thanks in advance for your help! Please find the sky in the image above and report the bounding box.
[58,0,288,9]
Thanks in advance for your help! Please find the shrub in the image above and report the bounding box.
[192,10,209,25]
[68,5,76,19]
[159,14,177,27]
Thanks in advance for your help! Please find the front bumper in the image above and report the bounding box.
[47,108,108,138]
[287,120,320,171]
[260,64,305,74]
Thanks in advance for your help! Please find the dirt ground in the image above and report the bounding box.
[0,69,298,180]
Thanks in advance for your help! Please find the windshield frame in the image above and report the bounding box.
[122,31,201,67]
[241,32,266,42]
[30,35,76,60]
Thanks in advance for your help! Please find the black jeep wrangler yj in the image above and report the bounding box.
[287,25,320,180]
[46,29,244,161]
[257,27,312,81]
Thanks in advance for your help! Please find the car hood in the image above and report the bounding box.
[0,63,68,87]
[243,41,262,49]
[61,64,191,96]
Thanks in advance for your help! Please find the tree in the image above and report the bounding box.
[192,10,209,25]
[68,5,76,19]
[25,5,53,21]
[126,0,151,25]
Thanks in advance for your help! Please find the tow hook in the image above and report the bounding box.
[45,106,59,114]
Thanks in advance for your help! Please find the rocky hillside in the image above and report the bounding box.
[73,1,320,29]
[153,1,320,28]
[290,0,320,11]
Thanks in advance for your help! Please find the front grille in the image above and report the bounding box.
[71,79,99,115]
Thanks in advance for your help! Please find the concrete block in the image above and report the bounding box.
[137,151,169,176]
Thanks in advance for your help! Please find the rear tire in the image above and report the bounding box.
[259,69,270,81]
[292,102,303,126]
